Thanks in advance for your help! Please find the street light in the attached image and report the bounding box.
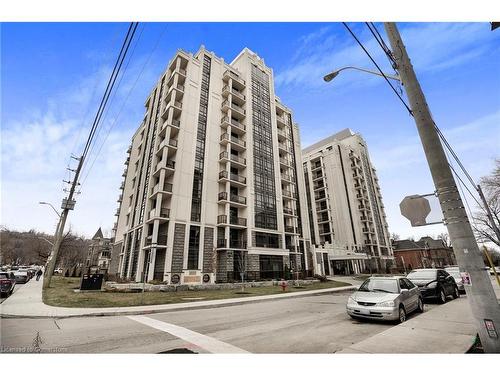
[39,201,61,218]
[323,66,401,82]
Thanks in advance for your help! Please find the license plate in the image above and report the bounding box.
[359,308,369,315]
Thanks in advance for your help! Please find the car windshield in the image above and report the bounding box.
[407,270,437,279]
[358,278,399,294]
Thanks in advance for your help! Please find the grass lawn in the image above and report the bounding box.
[43,277,351,308]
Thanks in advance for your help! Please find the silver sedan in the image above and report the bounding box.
[346,276,424,323]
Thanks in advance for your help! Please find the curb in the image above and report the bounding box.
[0,285,357,319]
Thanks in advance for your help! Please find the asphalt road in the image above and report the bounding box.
[0,291,439,354]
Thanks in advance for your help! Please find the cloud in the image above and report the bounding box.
[1,52,157,237]
[275,23,495,91]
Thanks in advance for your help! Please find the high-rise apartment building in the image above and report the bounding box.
[302,129,393,274]
[111,47,313,284]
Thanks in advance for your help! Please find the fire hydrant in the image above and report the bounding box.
[279,279,288,292]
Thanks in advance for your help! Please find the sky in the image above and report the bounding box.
[1,22,499,241]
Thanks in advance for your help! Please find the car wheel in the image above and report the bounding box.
[438,288,446,304]
[416,298,424,313]
[398,307,406,324]
[452,286,459,299]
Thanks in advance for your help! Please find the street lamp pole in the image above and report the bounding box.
[383,22,500,352]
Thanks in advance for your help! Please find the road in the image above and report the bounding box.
[0,291,439,353]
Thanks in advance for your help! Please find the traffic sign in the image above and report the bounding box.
[399,195,431,227]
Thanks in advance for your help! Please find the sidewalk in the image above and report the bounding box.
[0,276,356,319]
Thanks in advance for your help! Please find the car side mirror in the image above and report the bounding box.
[401,288,409,293]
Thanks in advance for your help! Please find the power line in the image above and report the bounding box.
[342,22,413,116]
[349,23,480,196]
[80,23,146,182]
[79,23,168,189]
[366,22,397,69]
[81,23,139,163]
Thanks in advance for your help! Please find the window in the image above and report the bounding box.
[255,232,279,248]
[187,226,200,269]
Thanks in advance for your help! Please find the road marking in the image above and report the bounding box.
[127,315,249,354]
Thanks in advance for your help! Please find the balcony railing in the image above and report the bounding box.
[223,85,245,100]
[221,116,246,131]
[283,207,294,215]
[284,226,295,233]
[219,170,246,184]
[168,138,178,148]
[222,100,245,115]
[223,70,245,86]
[218,191,247,205]
[217,238,247,249]
[217,215,247,226]
[220,133,246,147]
[219,151,246,166]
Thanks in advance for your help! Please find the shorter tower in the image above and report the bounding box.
[302,129,393,274]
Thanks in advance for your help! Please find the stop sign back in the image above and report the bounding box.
[400,195,431,227]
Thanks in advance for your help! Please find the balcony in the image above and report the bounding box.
[219,151,246,168]
[150,182,173,198]
[312,172,323,181]
[277,128,289,141]
[313,182,326,190]
[117,194,123,203]
[127,145,132,154]
[218,170,247,187]
[279,157,292,168]
[222,85,245,103]
[221,116,246,133]
[314,192,327,201]
[218,191,247,207]
[153,159,176,178]
[119,182,125,190]
[283,207,295,216]
[159,118,181,137]
[222,100,246,119]
[281,173,294,184]
[216,238,247,249]
[318,214,330,223]
[220,133,246,151]
[276,115,288,127]
[147,207,170,222]
[278,142,291,154]
[283,190,297,200]
[284,226,296,233]
[223,70,245,89]
[363,227,375,234]
[115,208,120,216]
[217,215,247,227]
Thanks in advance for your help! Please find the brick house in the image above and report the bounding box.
[392,236,456,272]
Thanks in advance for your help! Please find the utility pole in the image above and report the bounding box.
[43,156,84,289]
[384,22,500,352]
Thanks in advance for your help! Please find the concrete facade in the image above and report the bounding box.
[302,129,394,274]
[110,47,313,284]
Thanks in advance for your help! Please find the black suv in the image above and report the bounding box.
[407,268,459,303]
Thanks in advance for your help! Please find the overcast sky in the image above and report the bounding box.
[1,22,499,240]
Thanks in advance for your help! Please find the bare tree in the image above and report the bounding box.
[437,232,451,247]
[390,233,400,241]
[474,159,500,247]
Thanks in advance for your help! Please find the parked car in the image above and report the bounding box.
[407,268,459,303]
[54,268,63,275]
[444,266,465,293]
[346,276,424,324]
[14,270,30,284]
[0,271,17,296]
[489,266,500,275]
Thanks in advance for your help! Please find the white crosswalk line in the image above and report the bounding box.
[127,315,249,354]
